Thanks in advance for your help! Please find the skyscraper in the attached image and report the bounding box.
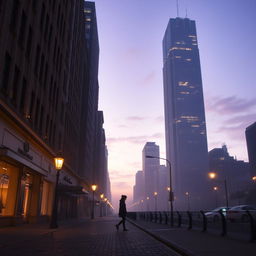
[142,142,160,210]
[163,18,210,210]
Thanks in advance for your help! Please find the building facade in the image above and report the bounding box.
[133,170,144,203]
[245,122,256,177]
[0,0,109,226]
[163,18,210,210]
[209,145,254,206]
[142,142,160,211]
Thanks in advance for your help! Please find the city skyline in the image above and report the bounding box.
[93,0,256,209]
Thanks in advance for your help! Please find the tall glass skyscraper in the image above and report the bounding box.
[163,18,210,210]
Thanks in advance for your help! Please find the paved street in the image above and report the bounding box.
[0,217,180,256]
[129,218,256,256]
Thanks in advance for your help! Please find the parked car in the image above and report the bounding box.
[227,205,256,223]
[205,206,229,222]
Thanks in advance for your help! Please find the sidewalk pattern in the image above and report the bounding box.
[0,217,180,256]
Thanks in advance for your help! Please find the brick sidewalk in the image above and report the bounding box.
[129,218,256,256]
[0,217,181,256]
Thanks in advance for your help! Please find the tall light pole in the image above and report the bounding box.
[213,186,218,207]
[146,155,174,226]
[146,196,150,211]
[100,194,104,217]
[91,184,97,219]
[208,172,229,208]
[185,192,190,211]
[154,192,158,211]
[50,156,64,229]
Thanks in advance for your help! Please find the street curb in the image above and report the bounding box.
[127,219,197,256]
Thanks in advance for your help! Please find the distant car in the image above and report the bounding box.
[227,205,256,223]
[205,206,229,222]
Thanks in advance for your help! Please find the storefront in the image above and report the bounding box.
[0,159,46,226]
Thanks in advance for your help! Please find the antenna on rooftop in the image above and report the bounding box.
[176,0,180,17]
[185,8,188,18]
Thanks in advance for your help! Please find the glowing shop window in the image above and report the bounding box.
[0,161,19,216]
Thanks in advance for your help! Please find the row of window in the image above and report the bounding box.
[1,49,62,151]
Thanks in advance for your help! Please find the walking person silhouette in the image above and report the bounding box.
[115,195,128,231]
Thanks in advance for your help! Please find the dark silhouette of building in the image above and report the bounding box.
[0,0,110,226]
[209,145,253,206]
[163,17,210,210]
[133,170,144,203]
[143,142,160,210]
[245,122,256,177]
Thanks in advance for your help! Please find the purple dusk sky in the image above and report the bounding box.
[93,0,256,209]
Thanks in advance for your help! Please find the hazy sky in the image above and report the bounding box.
[93,0,256,209]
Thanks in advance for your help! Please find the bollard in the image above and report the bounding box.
[246,210,256,242]
[164,212,168,225]
[159,212,163,224]
[200,210,207,232]
[177,211,181,227]
[219,209,227,236]
[150,212,153,222]
[187,211,192,230]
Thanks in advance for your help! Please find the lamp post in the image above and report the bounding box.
[50,156,64,229]
[208,172,229,208]
[146,196,149,211]
[213,186,218,207]
[100,194,104,217]
[154,192,158,211]
[91,184,97,219]
[104,198,107,216]
[146,155,174,226]
[185,192,190,211]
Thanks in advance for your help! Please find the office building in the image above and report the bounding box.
[163,18,210,210]
[209,145,253,206]
[0,0,110,226]
[142,142,160,210]
[245,122,256,177]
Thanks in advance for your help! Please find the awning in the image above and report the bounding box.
[58,184,89,196]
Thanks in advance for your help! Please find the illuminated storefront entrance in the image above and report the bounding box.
[0,159,45,226]
[0,161,19,217]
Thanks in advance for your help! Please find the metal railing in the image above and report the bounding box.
[127,210,256,242]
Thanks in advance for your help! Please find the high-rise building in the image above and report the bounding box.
[133,170,144,203]
[163,18,210,210]
[0,0,109,226]
[245,122,256,177]
[142,142,160,210]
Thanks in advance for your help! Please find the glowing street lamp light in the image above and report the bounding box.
[50,156,64,229]
[146,155,174,226]
[252,176,256,182]
[208,172,217,179]
[91,184,97,219]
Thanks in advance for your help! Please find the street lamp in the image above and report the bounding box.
[146,196,150,211]
[50,156,64,229]
[213,186,218,207]
[154,192,158,211]
[208,172,229,208]
[185,192,190,211]
[146,155,174,226]
[100,194,104,217]
[91,184,97,219]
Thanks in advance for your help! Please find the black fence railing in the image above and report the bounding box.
[127,210,256,242]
